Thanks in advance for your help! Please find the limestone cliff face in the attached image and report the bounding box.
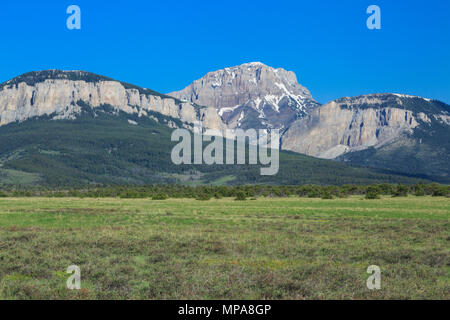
[2,71,448,166]
[281,94,449,159]
[0,71,227,133]
[169,62,319,130]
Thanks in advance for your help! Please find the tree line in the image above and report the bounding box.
[0,183,448,200]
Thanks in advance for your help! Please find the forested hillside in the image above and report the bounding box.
[0,105,426,187]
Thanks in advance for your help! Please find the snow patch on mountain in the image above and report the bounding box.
[169,62,320,130]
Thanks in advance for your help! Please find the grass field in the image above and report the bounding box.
[0,196,448,300]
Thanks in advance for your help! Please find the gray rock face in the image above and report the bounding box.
[169,62,319,130]
[2,70,448,178]
[0,71,227,133]
[281,93,450,159]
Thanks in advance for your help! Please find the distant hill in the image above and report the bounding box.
[0,104,425,187]
[170,64,449,182]
[0,69,446,186]
[282,94,450,183]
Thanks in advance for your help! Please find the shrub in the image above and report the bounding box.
[235,191,247,201]
[432,187,447,197]
[196,193,211,201]
[365,191,380,199]
[307,190,321,198]
[321,191,333,199]
[393,184,408,197]
[152,193,168,200]
[365,185,380,199]
[415,187,425,196]
[378,183,394,195]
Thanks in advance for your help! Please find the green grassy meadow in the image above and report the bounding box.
[0,196,448,299]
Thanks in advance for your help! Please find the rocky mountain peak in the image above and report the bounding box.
[281,92,450,161]
[169,62,319,130]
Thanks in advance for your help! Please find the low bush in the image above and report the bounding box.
[235,191,247,201]
[152,193,168,200]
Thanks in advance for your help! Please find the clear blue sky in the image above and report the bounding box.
[0,0,448,104]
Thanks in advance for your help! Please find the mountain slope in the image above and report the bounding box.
[0,102,426,187]
[0,70,445,186]
[0,70,227,133]
[170,62,450,182]
[169,62,319,130]
[281,94,450,182]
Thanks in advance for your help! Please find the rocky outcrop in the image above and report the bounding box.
[2,71,448,169]
[281,94,449,159]
[169,62,319,130]
[0,71,227,133]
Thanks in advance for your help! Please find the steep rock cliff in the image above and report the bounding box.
[0,70,227,133]
[169,62,319,130]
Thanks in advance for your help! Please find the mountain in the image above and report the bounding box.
[169,64,449,182]
[169,62,319,131]
[0,70,425,187]
[0,107,424,186]
[0,70,227,133]
[281,94,450,182]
